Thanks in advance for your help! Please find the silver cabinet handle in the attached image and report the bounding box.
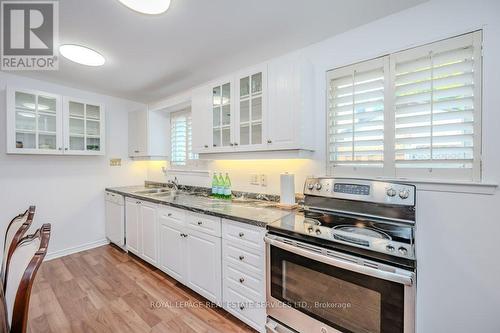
[238,232,244,238]
[239,255,244,261]
[267,139,272,144]
[239,278,244,283]
[167,213,172,217]
[197,221,203,225]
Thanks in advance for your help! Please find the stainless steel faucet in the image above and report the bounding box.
[168,176,179,191]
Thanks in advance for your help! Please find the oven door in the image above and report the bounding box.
[265,235,415,333]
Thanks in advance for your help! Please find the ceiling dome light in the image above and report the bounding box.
[59,44,105,67]
[117,0,171,15]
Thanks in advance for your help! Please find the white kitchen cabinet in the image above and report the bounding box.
[140,201,158,265]
[125,198,141,255]
[125,198,158,265]
[267,51,315,151]
[222,219,266,332]
[6,87,107,155]
[156,206,223,304]
[185,229,222,304]
[128,109,169,159]
[63,97,105,155]
[192,53,314,155]
[158,209,186,282]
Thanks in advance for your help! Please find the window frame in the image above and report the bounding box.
[326,31,482,182]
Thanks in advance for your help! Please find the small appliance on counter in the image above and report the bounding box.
[265,177,416,333]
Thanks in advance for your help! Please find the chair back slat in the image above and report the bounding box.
[2,207,35,289]
[5,224,50,333]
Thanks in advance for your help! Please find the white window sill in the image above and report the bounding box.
[374,177,498,195]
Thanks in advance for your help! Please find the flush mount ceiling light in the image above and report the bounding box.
[117,0,171,15]
[59,44,106,67]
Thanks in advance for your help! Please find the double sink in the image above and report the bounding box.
[132,188,278,208]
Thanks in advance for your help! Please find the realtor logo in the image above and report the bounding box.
[1,0,59,70]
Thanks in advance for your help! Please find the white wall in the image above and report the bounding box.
[0,72,148,260]
[149,0,500,331]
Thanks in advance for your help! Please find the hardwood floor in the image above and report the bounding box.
[27,245,256,333]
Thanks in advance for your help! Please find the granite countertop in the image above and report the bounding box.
[106,185,295,227]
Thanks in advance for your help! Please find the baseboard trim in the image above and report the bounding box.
[44,238,110,261]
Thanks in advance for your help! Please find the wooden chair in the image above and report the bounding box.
[4,224,51,333]
[1,207,35,290]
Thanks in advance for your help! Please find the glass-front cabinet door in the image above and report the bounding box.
[212,81,232,149]
[7,88,63,154]
[64,98,105,155]
[236,68,266,149]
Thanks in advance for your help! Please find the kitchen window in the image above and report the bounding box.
[170,109,197,166]
[327,31,482,182]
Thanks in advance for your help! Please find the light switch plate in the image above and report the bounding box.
[110,158,121,166]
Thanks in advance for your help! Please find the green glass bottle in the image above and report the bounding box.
[223,173,232,200]
[211,172,219,198]
[217,173,225,198]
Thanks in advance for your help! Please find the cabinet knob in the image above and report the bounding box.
[267,140,272,144]
[204,145,208,148]
[239,305,245,311]
[229,143,234,146]
[234,142,239,146]
[58,147,62,150]
[239,278,245,283]
[64,147,68,151]
[134,150,140,153]
[238,232,244,238]
[213,144,217,147]
[239,255,245,261]
[167,213,172,217]
[197,221,203,226]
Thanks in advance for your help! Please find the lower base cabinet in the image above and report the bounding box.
[158,207,222,304]
[125,198,158,266]
[222,219,267,333]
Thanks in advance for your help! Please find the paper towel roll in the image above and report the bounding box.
[280,173,295,205]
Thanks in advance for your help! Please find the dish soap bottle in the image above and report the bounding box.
[223,173,232,200]
[211,172,219,198]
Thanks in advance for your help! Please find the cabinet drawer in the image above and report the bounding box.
[224,283,266,332]
[186,211,221,237]
[223,240,264,277]
[222,219,265,250]
[224,261,264,299]
[158,206,186,223]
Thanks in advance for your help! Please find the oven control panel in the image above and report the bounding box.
[304,177,416,206]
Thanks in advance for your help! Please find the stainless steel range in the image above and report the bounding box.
[265,178,416,333]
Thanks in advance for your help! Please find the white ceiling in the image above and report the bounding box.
[17,0,426,103]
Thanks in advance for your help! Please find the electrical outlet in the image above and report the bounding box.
[260,174,267,187]
[250,174,260,185]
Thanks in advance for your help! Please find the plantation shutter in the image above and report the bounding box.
[327,57,388,172]
[170,110,197,166]
[392,32,481,178]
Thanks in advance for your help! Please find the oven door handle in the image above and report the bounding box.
[265,235,414,286]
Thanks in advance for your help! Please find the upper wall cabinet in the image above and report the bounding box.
[192,53,314,155]
[128,109,169,159]
[6,87,105,155]
[63,97,105,155]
